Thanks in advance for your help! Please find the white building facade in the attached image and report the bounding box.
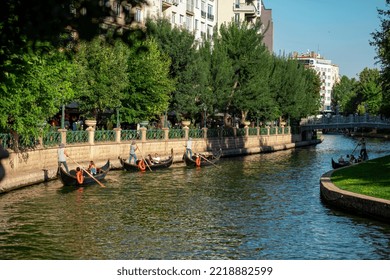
[293,51,340,113]
[142,0,218,42]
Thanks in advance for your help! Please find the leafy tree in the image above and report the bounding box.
[209,34,235,125]
[214,21,274,125]
[0,51,76,147]
[276,60,307,121]
[121,38,175,124]
[371,1,390,116]
[332,75,358,115]
[145,18,199,121]
[301,68,321,117]
[356,68,382,115]
[73,37,130,119]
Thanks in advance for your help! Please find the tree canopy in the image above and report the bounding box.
[371,0,390,116]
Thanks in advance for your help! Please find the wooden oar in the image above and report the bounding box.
[198,154,221,168]
[136,144,153,171]
[68,156,106,188]
[351,142,360,155]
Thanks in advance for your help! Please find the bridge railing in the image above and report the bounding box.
[301,114,390,126]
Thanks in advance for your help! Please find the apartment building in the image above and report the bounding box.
[102,1,272,50]
[142,0,218,42]
[293,51,340,113]
[217,0,273,52]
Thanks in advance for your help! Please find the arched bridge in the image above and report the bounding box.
[300,114,390,131]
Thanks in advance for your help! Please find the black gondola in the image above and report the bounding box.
[119,148,174,171]
[58,160,110,186]
[331,158,351,169]
[183,148,222,167]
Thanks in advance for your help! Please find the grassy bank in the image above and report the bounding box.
[331,155,390,200]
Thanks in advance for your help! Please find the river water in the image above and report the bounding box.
[0,134,390,260]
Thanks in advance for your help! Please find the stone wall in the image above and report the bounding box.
[320,170,390,223]
[0,131,305,193]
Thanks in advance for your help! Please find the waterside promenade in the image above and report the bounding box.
[0,125,321,193]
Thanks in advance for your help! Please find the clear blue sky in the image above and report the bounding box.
[265,0,387,79]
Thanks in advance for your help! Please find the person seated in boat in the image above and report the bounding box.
[152,153,160,164]
[76,167,84,181]
[146,154,155,165]
[349,154,356,163]
[338,155,345,163]
[88,161,97,175]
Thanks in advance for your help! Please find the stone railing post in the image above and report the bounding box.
[163,127,169,141]
[114,128,121,143]
[140,127,147,142]
[58,129,67,145]
[244,125,249,138]
[202,127,208,139]
[87,127,95,145]
[183,127,189,140]
[233,127,237,137]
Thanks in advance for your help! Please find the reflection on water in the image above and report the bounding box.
[0,135,390,260]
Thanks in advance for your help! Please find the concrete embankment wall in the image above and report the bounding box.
[320,170,390,223]
[0,133,319,194]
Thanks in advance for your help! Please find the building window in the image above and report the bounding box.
[201,1,206,17]
[195,19,199,30]
[234,13,240,23]
[115,2,121,16]
[186,16,193,31]
[172,12,176,25]
[207,24,212,39]
[180,14,184,26]
[207,4,214,21]
[135,8,142,22]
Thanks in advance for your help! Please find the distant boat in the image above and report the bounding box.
[183,149,222,167]
[118,148,174,172]
[331,158,351,169]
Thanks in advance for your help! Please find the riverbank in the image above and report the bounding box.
[0,133,321,194]
[320,156,390,223]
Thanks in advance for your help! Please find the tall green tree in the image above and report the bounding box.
[121,38,175,124]
[73,37,130,119]
[356,68,382,115]
[0,51,76,144]
[214,21,274,124]
[371,0,390,116]
[276,60,308,121]
[145,18,199,121]
[332,75,358,115]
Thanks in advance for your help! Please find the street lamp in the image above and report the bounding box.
[61,104,65,129]
[203,104,207,128]
[116,107,120,128]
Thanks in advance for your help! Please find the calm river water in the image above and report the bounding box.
[1,134,390,260]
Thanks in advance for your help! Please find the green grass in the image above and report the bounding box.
[331,155,390,200]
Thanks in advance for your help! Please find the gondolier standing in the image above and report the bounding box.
[129,141,138,164]
[58,143,69,173]
[186,138,193,158]
[359,138,368,160]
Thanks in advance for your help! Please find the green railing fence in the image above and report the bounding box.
[0,125,291,151]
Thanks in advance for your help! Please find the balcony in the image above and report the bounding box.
[186,3,194,15]
[162,0,179,11]
[233,3,256,14]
